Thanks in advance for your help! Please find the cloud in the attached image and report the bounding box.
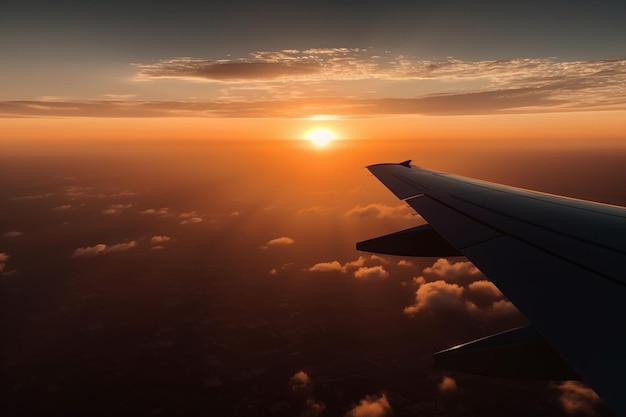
[106,241,137,253]
[438,376,457,394]
[552,381,602,415]
[261,236,295,249]
[488,299,518,316]
[4,53,626,119]
[150,235,171,244]
[404,259,520,317]
[11,192,53,200]
[63,185,96,199]
[72,244,107,257]
[289,371,326,417]
[308,261,344,273]
[289,371,313,394]
[307,256,385,275]
[298,205,335,215]
[353,266,389,280]
[345,203,412,219]
[268,268,277,275]
[422,258,483,285]
[102,203,133,215]
[404,280,465,315]
[52,204,72,210]
[135,50,626,90]
[141,207,170,216]
[345,394,392,417]
[467,280,502,298]
[180,217,203,225]
[72,241,137,257]
[3,231,22,238]
[0,252,9,273]
[397,260,413,267]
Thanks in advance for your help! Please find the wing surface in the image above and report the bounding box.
[363,161,626,415]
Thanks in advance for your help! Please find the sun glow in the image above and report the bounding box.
[306,128,336,147]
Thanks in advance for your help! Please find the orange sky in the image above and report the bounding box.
[2,110,625,148]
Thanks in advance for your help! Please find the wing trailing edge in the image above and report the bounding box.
[434,326,579,380]
[356,224,462,257]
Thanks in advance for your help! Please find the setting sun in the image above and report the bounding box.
[306,128,336,147]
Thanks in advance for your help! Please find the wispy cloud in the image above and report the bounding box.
[3,52,625,118]
[102,203,133,215]
[72,241,137,257]
[345,203,413,219]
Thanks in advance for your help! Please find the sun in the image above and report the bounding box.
[306,128,335,147]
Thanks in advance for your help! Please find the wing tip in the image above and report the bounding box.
[366,159,412,169]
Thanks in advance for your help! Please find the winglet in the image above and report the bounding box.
[399,160,412,167]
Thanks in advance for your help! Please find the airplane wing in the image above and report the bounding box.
[357,160,626,415]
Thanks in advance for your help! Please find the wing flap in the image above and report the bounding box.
[434,326,579,380]
[356,224,462,257]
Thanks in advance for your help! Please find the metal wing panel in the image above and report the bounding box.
[366,161,626,415]
[462,236,626,414]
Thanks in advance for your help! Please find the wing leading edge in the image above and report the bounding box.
[359,161,626,415]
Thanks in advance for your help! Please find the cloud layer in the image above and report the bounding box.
[3,51,625,118]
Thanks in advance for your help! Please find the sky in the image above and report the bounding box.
[2,0,626,144]
[1,1,625,416]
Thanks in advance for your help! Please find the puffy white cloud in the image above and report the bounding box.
[467,280,503,298]
[405,260,519,317]
[267,236,295,245]
[3,231,22,238]
[289,371,312,393]
[102,203,133,215]
[488,299,518,316]
[397,260,413,267]
[345,394,392,417]
[404,280,465,315]
[289,371,326,416]
[141,207,170,216]
[180,217,203,225]
[72,241,137,257]
[72,244,107,257]
[308,261,344,273]
[354,266,389,280]
[307,256,387,276]
[106,241,137,253]
[438,376,457,393]
[261,236,295,249]
[422,258,483,285]
[553,381,602,415]
[150,235,171,244]
[345,203,412,219]
[345,256,367,269]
